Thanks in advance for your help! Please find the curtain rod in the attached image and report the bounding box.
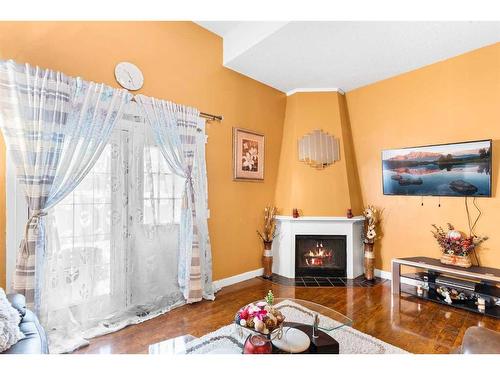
[200,112,223,122]
[130,97,223,122]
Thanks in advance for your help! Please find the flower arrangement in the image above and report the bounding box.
[362,205,380,244]
[235,291,285,335]
[256,206,278,242]
[431,223,488,257]
[242,140,259,172]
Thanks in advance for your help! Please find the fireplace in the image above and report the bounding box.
[295,235,347,277]
[271,216,364,279]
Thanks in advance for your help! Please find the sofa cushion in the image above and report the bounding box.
[6,294,26,318]
[1,301,49,354]
[0,288,24,352]
[2,309,48,354]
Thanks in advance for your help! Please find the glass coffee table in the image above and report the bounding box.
[149,298,352,354]
[235,298,352,354]
[270,298,353,331]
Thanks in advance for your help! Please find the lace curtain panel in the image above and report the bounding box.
[41,109,194,353]
[0,60,132,312]
[136,95,215,303]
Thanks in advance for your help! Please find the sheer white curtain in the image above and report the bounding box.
[41,109,185,353]
[136,95,214,303]
[128,119,185,308]
[0,60,132,312]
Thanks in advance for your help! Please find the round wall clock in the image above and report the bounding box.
[114,62,144,91]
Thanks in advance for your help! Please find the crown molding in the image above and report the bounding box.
[286,87,345,96]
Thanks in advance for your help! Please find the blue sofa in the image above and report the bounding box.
[1,294,49,354]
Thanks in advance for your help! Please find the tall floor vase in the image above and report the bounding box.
[364,243,375,280]
[262,241,273,279]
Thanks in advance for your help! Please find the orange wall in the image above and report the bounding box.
[346,42,500,271]
[274,91,362,216]
[0,21,287,288]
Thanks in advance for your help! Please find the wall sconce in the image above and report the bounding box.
[298,129,340,169]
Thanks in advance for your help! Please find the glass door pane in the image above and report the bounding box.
[44,130,128,321]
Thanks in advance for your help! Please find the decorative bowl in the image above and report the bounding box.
[234,301,285,337]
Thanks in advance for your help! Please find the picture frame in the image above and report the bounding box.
[233,127,265,181]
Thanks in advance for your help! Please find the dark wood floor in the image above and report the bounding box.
[75,277,499,354]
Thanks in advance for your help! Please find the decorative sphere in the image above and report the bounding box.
[447,230,462,241]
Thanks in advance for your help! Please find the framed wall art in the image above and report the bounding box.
[382,139,491,197]
[233,127,265,181]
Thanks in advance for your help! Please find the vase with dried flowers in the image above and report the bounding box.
[431,223,487,268]
[257,206,278,279]
[362,205,380,280]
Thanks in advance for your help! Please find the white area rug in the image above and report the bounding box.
[183,300,408,354]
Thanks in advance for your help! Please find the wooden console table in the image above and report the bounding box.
[392,256,500,318]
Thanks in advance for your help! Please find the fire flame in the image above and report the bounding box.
[306,248,331,257]
[304,242,332,266]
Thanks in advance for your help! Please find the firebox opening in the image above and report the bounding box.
[295,235,347,277]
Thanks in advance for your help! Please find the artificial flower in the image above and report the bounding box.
[253,308,268,321]
[239,307,249,320]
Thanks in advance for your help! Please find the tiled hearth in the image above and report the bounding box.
[260,273,387,288]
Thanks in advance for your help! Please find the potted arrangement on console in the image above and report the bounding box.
[431,223,488,268]
[257,206,278,279]
[362,205,380,281]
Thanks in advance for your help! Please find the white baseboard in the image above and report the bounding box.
[375,268,392,280]
[213,268,264,290]
[375,268,424,287]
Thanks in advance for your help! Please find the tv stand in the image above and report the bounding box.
[392,256,500,319]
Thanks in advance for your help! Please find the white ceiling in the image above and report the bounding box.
[195,21,243,36]
[196,21,500,93]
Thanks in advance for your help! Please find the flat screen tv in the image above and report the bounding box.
[382,139,492,197]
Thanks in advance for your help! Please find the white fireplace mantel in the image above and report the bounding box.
[274,216,365,223]
[271,215,365,279]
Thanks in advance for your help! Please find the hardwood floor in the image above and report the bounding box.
[75,277,499,354]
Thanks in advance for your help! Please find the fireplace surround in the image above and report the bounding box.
[272,216,364,279]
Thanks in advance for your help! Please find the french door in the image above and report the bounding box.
[43,127,130,322]
[42,115,185,332]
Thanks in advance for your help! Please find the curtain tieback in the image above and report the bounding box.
[21,210,47,259]
[185,174,194,188]
[183,175,195,209]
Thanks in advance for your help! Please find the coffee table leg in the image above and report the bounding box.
[312,314,319,339]
[391,260,400,295]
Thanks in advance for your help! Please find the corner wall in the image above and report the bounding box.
[274,91,363,217]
